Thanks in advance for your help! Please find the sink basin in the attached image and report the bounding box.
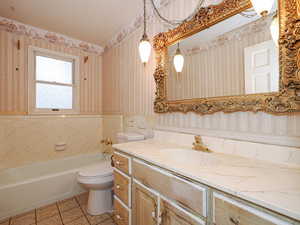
[157,148,220,166]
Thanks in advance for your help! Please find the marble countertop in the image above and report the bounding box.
[113,140,300,221]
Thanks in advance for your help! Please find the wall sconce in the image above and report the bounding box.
[173,43,184,73]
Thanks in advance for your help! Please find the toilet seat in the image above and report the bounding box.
[78,161,113,178]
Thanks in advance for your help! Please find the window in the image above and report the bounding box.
[28,47,79,114]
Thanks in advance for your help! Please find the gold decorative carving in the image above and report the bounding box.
[153,0,300,114]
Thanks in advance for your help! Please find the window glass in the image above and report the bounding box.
[36,83,73,109]
[36,55,73,84]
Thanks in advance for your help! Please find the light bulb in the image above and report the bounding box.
[250,0,274,17]
[139,35,151,64]
[173,46,184,73]
[270,14,279,46]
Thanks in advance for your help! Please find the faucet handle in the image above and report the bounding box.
[193,135,211,153]
[194,135,202,143]
[101,138,113,146]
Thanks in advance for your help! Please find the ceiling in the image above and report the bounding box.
[168,2,278,53]
[0,0,142,47]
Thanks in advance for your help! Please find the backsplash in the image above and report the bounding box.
[123,115,156,139]
[154,130,300,166]
[0,115,103,170]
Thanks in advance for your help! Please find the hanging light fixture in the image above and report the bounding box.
[250,0,274,17]
[173,43,184,73]
[270,13,279,46]
[139,0,151,64]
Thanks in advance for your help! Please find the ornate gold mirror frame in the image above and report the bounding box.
[153,0,300,114]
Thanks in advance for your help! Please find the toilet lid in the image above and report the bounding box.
[78,161,113,177]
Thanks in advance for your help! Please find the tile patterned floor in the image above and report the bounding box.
[0,193,115,225]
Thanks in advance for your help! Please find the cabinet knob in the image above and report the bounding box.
[151,211,156,218]
[116,184,121,189]
[116,161,122,165]
[229,217,240,225]
[116,214,122,220]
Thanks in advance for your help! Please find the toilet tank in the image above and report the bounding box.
[116,132,145,144]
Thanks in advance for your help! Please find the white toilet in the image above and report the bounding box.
[77,132,144,215]
[77,161,113,215]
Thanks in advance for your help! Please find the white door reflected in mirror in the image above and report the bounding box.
[244,40,279,94]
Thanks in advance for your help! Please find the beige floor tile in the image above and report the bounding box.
[61,207,84,224]
[75,192,89,206]
[0,219,9,225]
[87,213,112,225]
[36,203,59,221]
[65,216,89,225]
[81,206,112,225]
[100,219,115,225]
[10,210,36,225]
[36,215,62,225]
[57,198,79,212]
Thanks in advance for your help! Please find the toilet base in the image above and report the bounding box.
[86,188,113,215]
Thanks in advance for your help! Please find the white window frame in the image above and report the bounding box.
[28,46,80,114]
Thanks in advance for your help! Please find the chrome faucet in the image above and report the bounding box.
[192,136,211,153]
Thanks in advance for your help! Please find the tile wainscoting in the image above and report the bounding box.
[0,115,104,170]
[154,130,300,166]
[118,114,300,165]
[121,114,300,147]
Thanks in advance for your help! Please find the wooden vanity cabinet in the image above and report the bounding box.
[132,158,206,217]
[213,193,292,225]
[114,197,130,225]
[132,180,159,225]
[114,170,131,207]
[160,198,205,225]
[113,151,131,175]
[113,151,132,225]
[113,150,297,225]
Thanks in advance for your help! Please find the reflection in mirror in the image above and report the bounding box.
[167,3,278,101]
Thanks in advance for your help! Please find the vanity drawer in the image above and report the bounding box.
[160,197,205,225]
[213,193,291,225]
[114,197,130,225]
[132,159,206,217]
[114,151,131,175]
[114,170,131,207]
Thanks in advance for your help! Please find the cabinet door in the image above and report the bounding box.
[132,180,158,225]
[213,193,292,225]
[132,159,206,217]
[160,199,204,225]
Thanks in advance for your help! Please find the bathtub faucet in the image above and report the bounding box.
[101,138,113,146]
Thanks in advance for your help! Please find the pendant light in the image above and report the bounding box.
[173,43,184,73]
[139,0,151,64]
[250,0,274,17]
[270,13,279,46]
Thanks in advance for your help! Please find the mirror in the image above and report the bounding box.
[167,4,278,101]
[153,0,300,115]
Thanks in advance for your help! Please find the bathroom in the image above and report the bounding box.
[0,0,299,225]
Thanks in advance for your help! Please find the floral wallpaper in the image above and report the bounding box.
[0,16,104,55]
[104,0,171,51]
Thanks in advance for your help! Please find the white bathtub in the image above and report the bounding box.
[0,154,105,220]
